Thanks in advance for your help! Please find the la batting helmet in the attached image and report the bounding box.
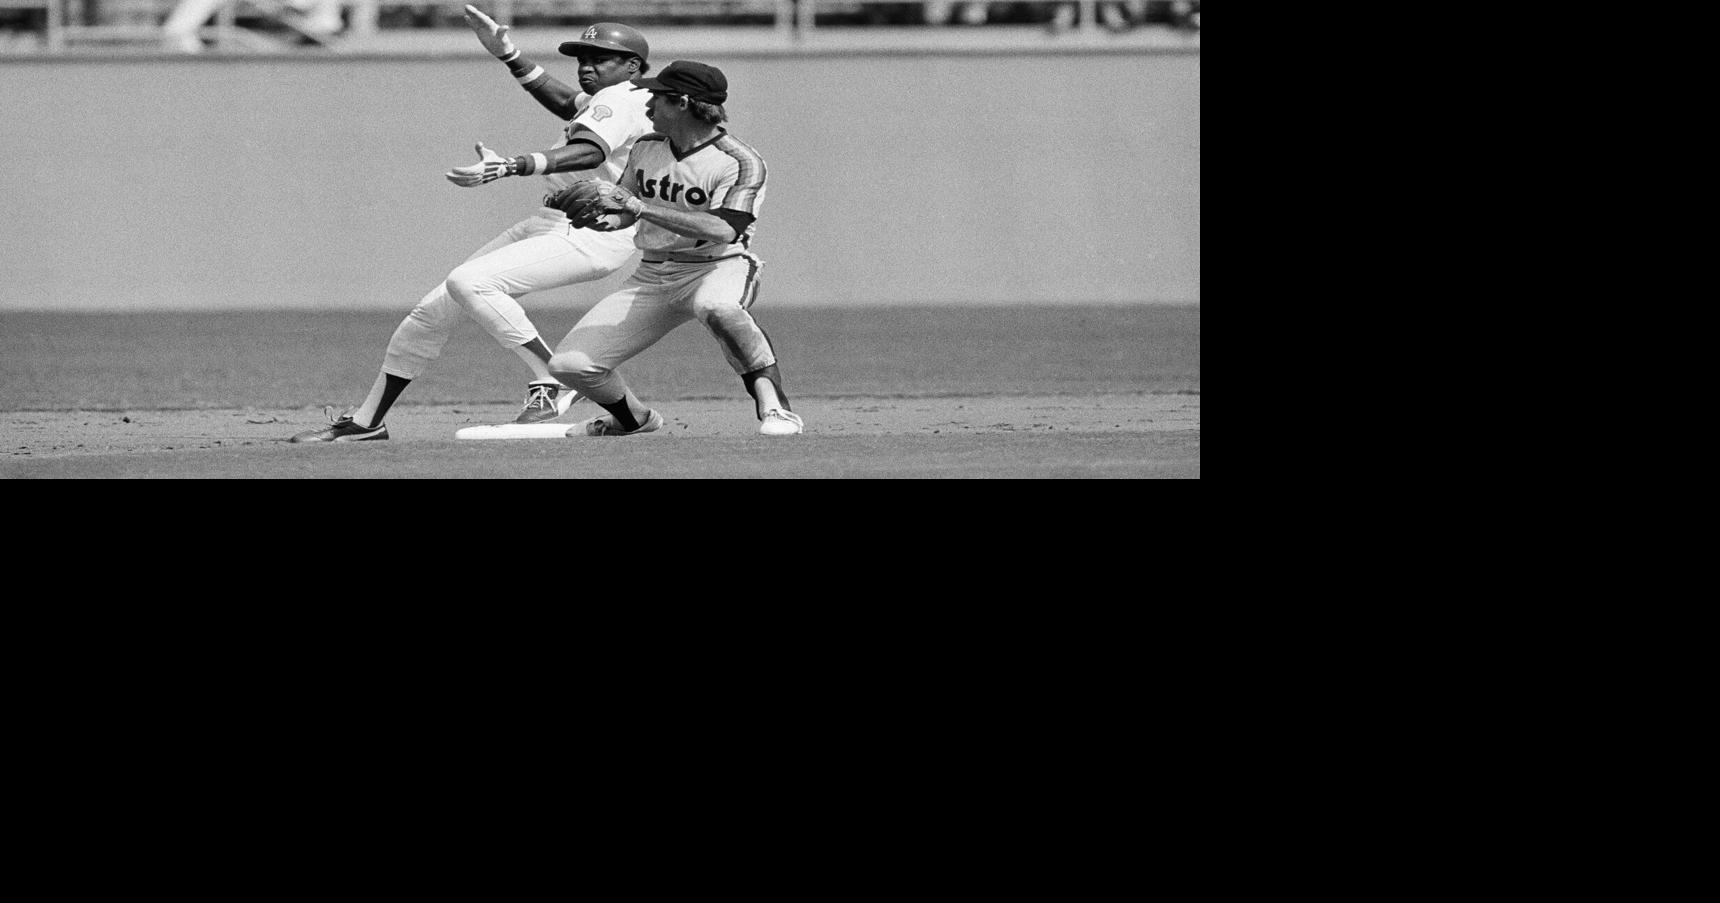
[560,23,650,72]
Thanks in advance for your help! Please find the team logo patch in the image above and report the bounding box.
[583,26,599,40]
[591,105,613,122]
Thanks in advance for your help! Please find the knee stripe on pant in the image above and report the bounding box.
[741,254,762,310]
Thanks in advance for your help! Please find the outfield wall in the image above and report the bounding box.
[0,51,1198,310]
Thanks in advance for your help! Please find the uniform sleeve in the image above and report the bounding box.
[568,84,651,158]
[711,149,767,217]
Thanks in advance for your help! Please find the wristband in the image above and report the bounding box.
[515,65,546,87]
[498,48,520,63]
[505,154,549,177]
[624,196,647,216]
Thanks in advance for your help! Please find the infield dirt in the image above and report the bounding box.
[1,305,1198,479]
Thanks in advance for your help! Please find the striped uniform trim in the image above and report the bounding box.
[712,134,767,215]
[740,253,763,310]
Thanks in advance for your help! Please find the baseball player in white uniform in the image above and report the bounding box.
[291,7,655,443]
[549,61,803,437]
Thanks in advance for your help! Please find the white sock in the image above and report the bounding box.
[752,377,783,415]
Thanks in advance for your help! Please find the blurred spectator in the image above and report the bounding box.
[1046,1,1136,33]
[295,0,343,35]
[924,1,993,25]
[1152,1,1200,31]
[162,0,343,52]
[1046,1,1200,34]
[0,5,49,42]
[1178,0,1199,29]
[377,3,442,29]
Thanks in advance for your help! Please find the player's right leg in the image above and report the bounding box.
[288,278,463,443]
[686,255,803,436]
[290,224,527,443]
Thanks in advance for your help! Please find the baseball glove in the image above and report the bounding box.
[552,180,641,228]
[550,180,608,226]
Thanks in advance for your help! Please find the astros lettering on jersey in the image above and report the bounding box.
[547,82,653,192]
[621,129,768,261]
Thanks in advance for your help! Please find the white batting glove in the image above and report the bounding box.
[446,142,513,187]
[463,4,517,60]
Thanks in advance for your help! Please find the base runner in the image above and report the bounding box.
[291,7,655,443]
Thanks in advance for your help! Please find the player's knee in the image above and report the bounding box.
[442,266,494,307]
[404,298,446,329]
[689,295,738,323]
[548,351,609,390]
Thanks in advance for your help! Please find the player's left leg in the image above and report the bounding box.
[444,225,637,422]
[687,255,803,435]
[549,269,690,436]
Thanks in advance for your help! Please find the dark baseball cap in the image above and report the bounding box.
[633,61,728,105]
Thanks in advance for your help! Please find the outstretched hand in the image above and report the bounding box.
[463,4,516,59]
[446,142,511,187]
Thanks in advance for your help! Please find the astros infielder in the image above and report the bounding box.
[547,60,803,437]
[291,6,655,443]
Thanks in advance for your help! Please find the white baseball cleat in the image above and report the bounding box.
[759,408,804,436]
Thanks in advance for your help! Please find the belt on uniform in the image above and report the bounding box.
[642,253,745,265]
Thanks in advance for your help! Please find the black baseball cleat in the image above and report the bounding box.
[290,414,388,443]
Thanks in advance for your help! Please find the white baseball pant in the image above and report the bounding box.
[382,208,638,379]
[548,254,774,404]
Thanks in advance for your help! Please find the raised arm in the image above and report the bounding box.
[464,5,582,120]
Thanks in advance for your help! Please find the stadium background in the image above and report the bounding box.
[0,1,1198,312]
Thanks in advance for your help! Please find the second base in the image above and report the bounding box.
[454,422,575,440]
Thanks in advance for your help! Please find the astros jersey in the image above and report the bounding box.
[545,82,653,192]
[622,130,768,261]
